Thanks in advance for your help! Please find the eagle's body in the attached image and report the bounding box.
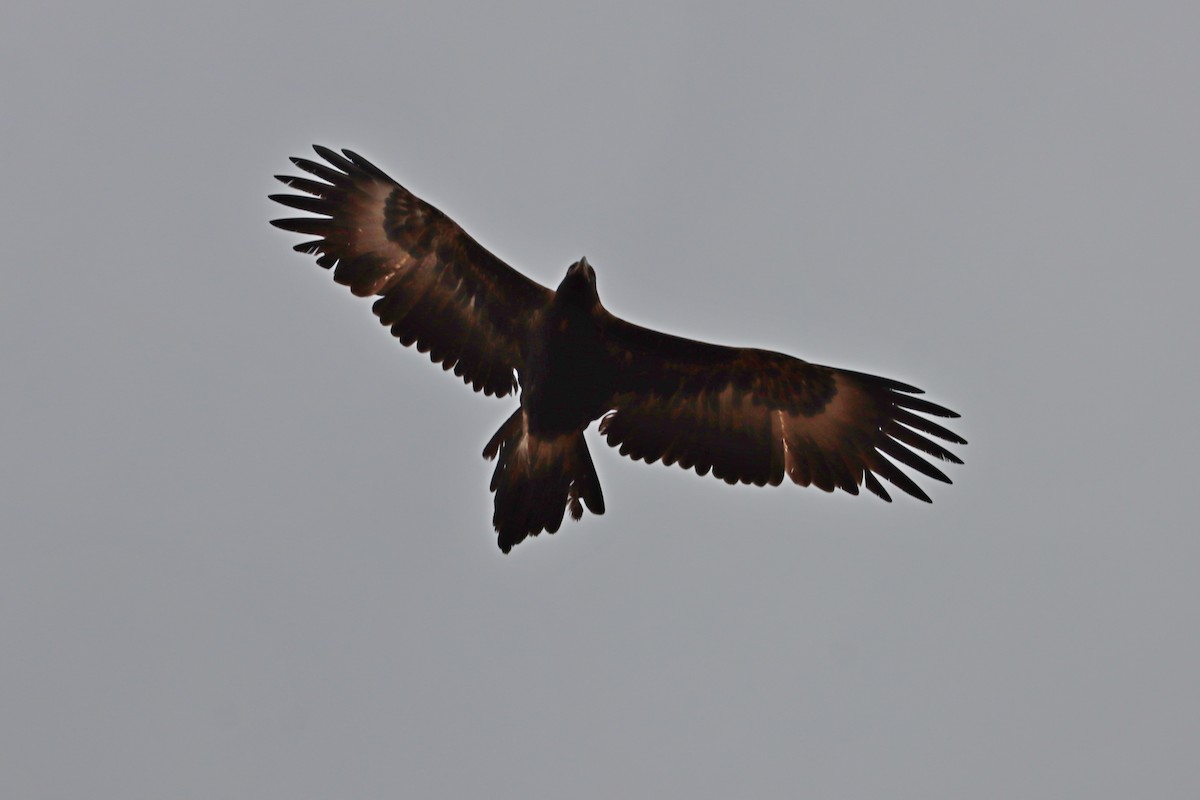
[271,146,965,552]
[522,262,614,438]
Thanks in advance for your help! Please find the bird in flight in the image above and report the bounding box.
[270,146,965,553]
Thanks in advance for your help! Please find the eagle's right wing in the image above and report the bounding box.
[270,146,553,397]
[598,315,965,501]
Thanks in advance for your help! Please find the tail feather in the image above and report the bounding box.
[482,409,605,553]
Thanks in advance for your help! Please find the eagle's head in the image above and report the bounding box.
[556,256,599,307]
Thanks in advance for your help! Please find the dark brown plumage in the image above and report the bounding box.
[270,146,966,553]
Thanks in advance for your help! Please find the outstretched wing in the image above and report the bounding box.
[597,316,965,501]
[270,146,553,397]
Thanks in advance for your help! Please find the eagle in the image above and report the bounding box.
[270,146,965,553]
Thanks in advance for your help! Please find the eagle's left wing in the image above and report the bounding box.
[597,314,965,501]
[270,146,553,397]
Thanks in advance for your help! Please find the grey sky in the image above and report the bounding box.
[3,1,1198,797]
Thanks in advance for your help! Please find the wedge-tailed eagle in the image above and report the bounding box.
[270,146,965,553]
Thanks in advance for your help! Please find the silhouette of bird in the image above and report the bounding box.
[270,146,965,552]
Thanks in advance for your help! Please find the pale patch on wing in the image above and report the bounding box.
[515,409,531,464]
[342,181,397,281]
[801,374,867,447]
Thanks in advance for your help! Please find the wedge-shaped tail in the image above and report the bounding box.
[483,409,605,553]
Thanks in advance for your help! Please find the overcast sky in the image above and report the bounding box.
[3,1,1198,798]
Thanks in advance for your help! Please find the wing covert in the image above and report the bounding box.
[270,146,553,397]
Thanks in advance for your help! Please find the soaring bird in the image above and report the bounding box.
[270,146,965,553]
